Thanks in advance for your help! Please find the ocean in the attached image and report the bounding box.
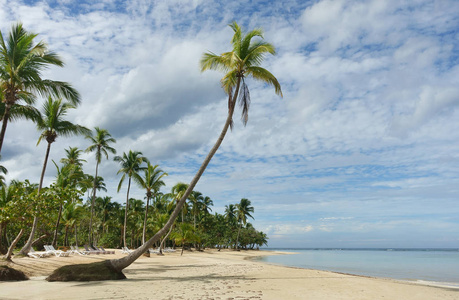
[256,248,459,286]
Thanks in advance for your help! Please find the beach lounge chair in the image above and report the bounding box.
[121,247,133,254]
[98,246,115,254]
[84,244,102,254]
[28,248,50,258]
[149,247,160,254]
[44,245,71,257]
[164,247,176,253]
[71,246,88,255]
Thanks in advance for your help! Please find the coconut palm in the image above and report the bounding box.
[50,161,85,247]
[171,222,199,256]
[60,147,86,167]
[51,21,282,278]
[114,150,148,248]
[134,163,167,244]
[19,97,89,255]
[85,127,116,245]
[171,182,190,224]
[235,198,254,249]
[189,191,204,229]
[0,23,80,153]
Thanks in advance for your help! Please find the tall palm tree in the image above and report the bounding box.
[56,21,282,276]
[134,162,167,244]
[19,97,89,255]
[114,150,148,248]
[85,127,116,245]
[0,23,80,153]
[235,198,254,249]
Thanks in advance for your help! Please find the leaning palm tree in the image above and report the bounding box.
[85,127,116,245]
[134,162,167,244]
[235,198,254,249]
[19,97,89,255]
[0,23,80,153]
[114,150,148,248]
[47,21,282,280]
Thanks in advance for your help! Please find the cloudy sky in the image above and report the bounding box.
[1,0,458,248]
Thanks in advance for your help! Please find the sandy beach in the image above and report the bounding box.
[1,249,458,300]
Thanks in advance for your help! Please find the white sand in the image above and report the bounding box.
[1,249,458,300]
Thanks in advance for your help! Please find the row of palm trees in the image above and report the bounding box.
[0,166,268,254]
[1,20,281,274]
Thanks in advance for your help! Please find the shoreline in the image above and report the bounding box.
[1,248,458,299]
[256,248,459,289]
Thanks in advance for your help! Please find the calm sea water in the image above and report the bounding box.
[256,248,459,286]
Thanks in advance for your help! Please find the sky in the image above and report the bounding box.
[1,0,458,248]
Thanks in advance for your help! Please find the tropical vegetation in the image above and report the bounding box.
[0,21,279,280]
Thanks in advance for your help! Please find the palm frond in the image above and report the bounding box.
[238,78,251,126]
[246,66,283,97]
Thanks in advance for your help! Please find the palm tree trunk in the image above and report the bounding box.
[74,223,79,247]
[0,104,11,153]
[51,203,63,247]
[159,223,174,255]
[142,195,150,244]
[236,222,242,250]
[123,177,131,248]
[109,77,242,272]
[4,229,24,262]
[64,225,69,246]
[19,141,52,255]
[89,161,99,245]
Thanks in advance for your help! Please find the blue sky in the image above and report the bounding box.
[1,0,459,248]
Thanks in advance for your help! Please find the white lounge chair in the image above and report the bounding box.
[121,246,133,254]
[44,245,71,257]
[149,247,160,254]
[71,245,88,255]
[28,248,50,258]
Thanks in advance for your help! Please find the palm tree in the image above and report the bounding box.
[54,21,282,277]
[224,204,237,225]
[171,222,199,256]
[0,155,7,187]
[61,202,84,246]
[134,162,167,244]
[60,147,86,167]
[189,191,204,229]
[235,198,254,249]
[50,161,85,247]
[85,127,116,245]
[0,23,80,153]
[171,182,189,224]
[19,97,89,255]
[114,150,148,248]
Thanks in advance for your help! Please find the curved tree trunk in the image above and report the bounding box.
[89,160,99,245]
[159,223,174,255]
[142,195,151,245]
[4,229,24,261]
[0,104,11,153]
[123,177,132,248]
[19,141,52,255]
[109,78,242,272]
